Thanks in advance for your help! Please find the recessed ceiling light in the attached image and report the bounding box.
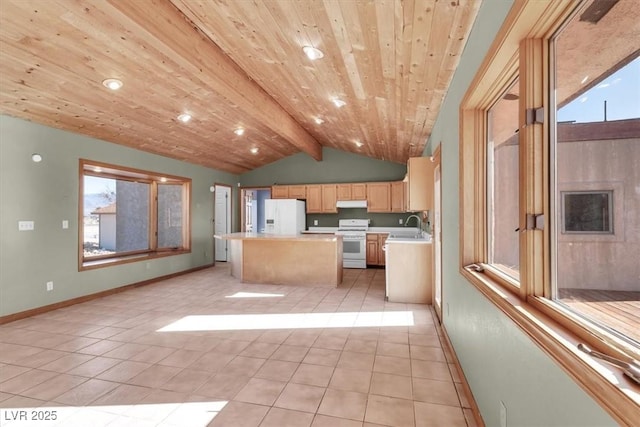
[177,113,192,123]
[234,128,245,136]
[250,147,259,154]
[314,117,324,125]
[354,140,364,148]
[160,177,167,183]
[332,98,346,108]
[303,46,324,60]
[102,78,123,90]
[94,167,103,173]
[31,153,43,163]
[581,75,589,84]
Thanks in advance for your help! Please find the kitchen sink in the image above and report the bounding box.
[386,231,431,242]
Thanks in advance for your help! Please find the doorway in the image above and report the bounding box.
[214,184,231,262]
[240,187,271,233]
[433,155,443,321]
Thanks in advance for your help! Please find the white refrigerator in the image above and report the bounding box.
[264,199,306,235]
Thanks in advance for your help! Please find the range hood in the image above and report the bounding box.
[336,200,368,209]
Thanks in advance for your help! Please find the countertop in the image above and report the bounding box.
[303,226,422,234]
[216,232,340,242]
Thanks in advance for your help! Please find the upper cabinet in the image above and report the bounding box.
[351,183,367,200]
[406,157,435,212]
[321,184,338,213]
[271,185,289,199]
[390,181,406,213]
[305,185,322,213]
[288,185,306,199]
[271,184,307,199]
[367,182,391,212]
[336,183,367,201]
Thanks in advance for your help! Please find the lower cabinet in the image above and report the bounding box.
[366,233,388,266]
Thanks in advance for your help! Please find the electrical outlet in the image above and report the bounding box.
[500,401,507,427]
[313,220,318,226]
[399,219,403,225]
[62,220,69,229]
[18,221,34,231]
[46,281,53,291]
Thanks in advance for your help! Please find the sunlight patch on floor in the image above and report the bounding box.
[225,291,284,298]
[157,311,415,332]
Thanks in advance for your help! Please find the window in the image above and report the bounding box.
[487,78,520,280]
[80,160,191,269]
[460,0,639,424]
[561,191,613,234]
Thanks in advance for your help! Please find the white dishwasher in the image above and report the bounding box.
[384,236,433,304]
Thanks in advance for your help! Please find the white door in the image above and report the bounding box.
[214,185,231,261]
[434,165,443,320]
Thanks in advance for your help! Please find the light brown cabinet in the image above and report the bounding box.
[321,184,338,213]
[352,183,367,200]
[271,184,306,199]
[305,185,322,213]
[336,183,367,201]
[390,181,405,212]
[271,185,289,199]
[288,185,307,199]
[407,157,435,212]
[366,182,391,213]
[366,233,388,266]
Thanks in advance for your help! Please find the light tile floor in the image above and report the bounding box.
[0,265,478,427]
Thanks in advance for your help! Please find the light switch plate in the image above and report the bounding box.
[62,220,69,229]
[18,221,34,231]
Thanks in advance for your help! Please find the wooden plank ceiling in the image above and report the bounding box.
[0,0,481,174]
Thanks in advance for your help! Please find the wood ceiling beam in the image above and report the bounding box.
[107,0,323,161]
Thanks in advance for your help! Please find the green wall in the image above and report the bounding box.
[240,147,406,186]
[425,1,616,426]
[0,115,238,317]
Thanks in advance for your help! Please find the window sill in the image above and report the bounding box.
[80,249,190,271]
[460,266,640,426]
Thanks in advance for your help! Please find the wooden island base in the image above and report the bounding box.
[221,233,343,287]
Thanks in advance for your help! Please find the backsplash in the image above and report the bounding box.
[306,208,413,228]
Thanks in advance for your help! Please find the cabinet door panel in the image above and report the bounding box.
[391,181,405,212]
[367,183,391,213]
[407,157,435,211]
[337,184,351,200]
[366,240,378,265]
[351,183,367,200]
[306,185,322,213]
[321,184,337,213]
[288,185,306,199]
[271,185,289,199]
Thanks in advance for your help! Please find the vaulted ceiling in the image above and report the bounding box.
[0,0,480,174]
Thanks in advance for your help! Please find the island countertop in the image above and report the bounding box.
[217,232,343,287]
[217,232,341,242]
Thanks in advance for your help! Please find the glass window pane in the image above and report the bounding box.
[115,180,150,252]
[158,184,184,248]
[83,176,116,257]
[553,0,640,344]
[487,78,520,280]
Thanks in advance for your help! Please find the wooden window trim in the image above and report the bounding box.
[459,1,640,425]
[79,159,191,271]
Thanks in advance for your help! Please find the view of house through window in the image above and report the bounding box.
[81,161,190,266]
[552,0,640,344]
[487,78,520,280]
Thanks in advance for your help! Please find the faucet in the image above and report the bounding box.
[404,214,422,231]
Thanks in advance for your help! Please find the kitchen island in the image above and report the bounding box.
[217,233,343,286]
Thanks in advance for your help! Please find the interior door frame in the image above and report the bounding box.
[432,146,443,322]
[213,183,232,262]
[239,186,272,232]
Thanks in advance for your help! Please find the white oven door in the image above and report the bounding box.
[341,235,366,268]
